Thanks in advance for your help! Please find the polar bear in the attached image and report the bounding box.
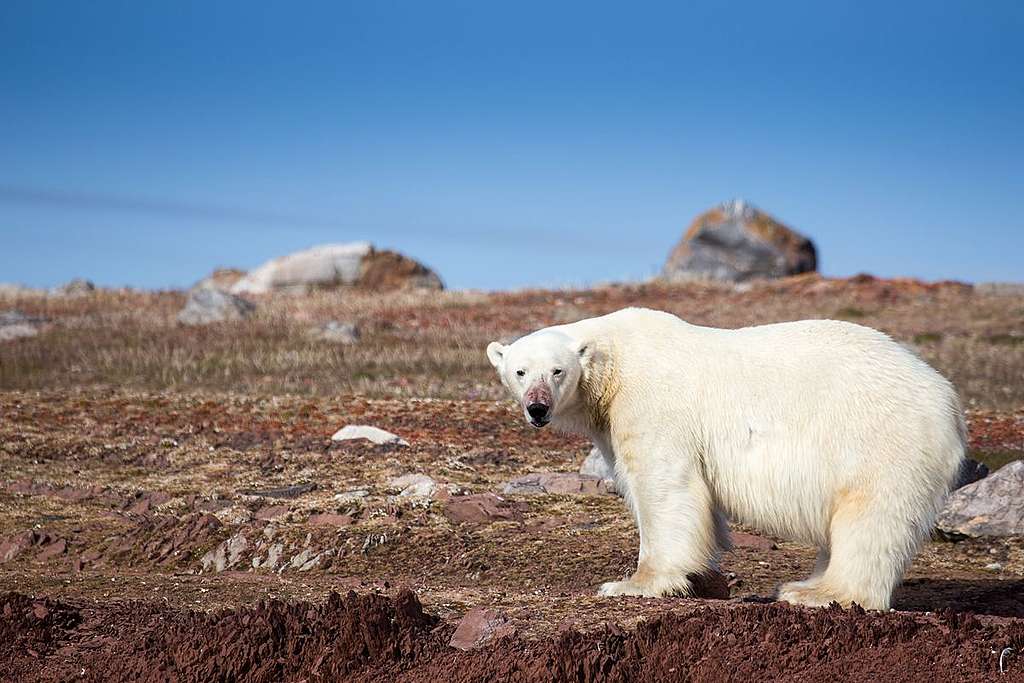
[486,307,965,610]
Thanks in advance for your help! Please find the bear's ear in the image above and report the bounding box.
[572,340,595,368]
[486,342,506,369]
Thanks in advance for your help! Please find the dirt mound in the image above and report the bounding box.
[442,603,1024,683]
[0,593,82,681]
[4,590,1023,682]
[2,590,444,682]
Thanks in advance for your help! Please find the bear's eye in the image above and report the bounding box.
[552,368,563,376]
[516,369,526,377]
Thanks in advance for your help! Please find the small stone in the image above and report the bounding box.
[201,533,248,572]
[579,446,615,480]
[331,425,408,446]
[985,562,1004,571]
[444,493,526,525]
[0,310,44,342]
[290,548,321,571]
[333,489,370,503]
[502,472,612,496]
[308,321,360,344]
[0,322,38,341]
[177,288,255,325]
[449,608,516,650]
[308,513,353,527]
[265,543,284,570]
[389,473,438,498]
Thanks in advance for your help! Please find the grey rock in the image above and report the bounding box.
[308,321,360,344]
[265,543,284,570]
[333,488,371,503]
[191,268,247,292]
[0,323,38,341]
[177,288,256,325]
[331,424,408,446]
[502,471,614,496]
[0,310,44,341]
[51,278,95,296]
[201,533,248,572]
[449,608,516,650]
[389,473,439,498]
[579,446,615,481]
[232,243,372,294]
[937,460,1024,537]
[662,199,817,282]
[290,547,321,571]
[444,493,526,524]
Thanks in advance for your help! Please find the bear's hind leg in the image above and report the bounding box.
[778,492,920,610]
[599,459,720,598]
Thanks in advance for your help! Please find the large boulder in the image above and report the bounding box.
[662,200,817,282]
[230,243,442,294]
[937,460,1024,537]
[192,268,247,292]
[177,289,256,325]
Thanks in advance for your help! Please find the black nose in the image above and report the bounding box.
[527,403,549,420]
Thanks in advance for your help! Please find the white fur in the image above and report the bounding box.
[487,307,965,610]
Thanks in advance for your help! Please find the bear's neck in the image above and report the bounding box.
[571,339,619,438]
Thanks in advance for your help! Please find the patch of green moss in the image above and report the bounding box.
[970,449,1023,472]
[985,334,1024,347]
[834,306,867,320]
[913,332,944,344]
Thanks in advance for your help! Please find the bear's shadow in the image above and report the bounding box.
[893,578,1024,617]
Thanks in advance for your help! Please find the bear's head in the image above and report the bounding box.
[486,330,589,428]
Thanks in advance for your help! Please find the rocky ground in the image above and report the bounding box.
[1,274,1023,681]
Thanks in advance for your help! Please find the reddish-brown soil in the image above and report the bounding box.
[1,275,1023,680]
[3,589,1024,682]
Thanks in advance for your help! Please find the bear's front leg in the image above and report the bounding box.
[598,452,720,598]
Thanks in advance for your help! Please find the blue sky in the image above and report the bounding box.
[1,1,1021,290]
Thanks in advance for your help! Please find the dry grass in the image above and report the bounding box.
[1,277,1022,409]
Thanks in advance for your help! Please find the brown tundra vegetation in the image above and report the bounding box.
[1,273,1023,681]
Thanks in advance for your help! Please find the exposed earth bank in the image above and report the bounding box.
[4,589,1024,682]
